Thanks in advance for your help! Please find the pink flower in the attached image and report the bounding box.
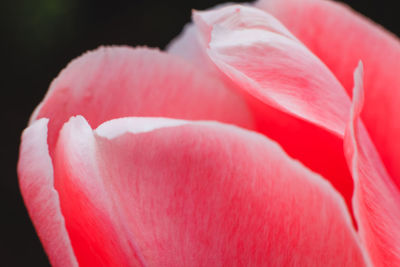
[18,0,400,266]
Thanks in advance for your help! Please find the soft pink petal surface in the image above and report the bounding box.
[176,4,354,211]
[32,46,253,155]
[17,119,78,267]
[167,24,217,74]
[194,5,351,136]
[53,115,367,266]
[345,63,400,266]
[258,0,400,187]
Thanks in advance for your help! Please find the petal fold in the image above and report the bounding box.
[53,115,367,266]
[345,63,400,266]
[193,5,351,136]
[17,119,78,267]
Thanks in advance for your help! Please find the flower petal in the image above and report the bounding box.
[17,119,77,267]
[53,115,368,266]
[32,46,253,155]
[345,63,400,266]
[190,4,354,211]
[258,0,400,188]
[167,24,216,73]
[193,5,351,136]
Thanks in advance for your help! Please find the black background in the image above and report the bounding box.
[0,0,398,265]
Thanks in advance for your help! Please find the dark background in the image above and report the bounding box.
[0,0,398,265]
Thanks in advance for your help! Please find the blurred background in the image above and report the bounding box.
[0,0,398,265]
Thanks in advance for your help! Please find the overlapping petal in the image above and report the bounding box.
[17,119,78,267]
[345,63,400,266]
[32,46,253,155]
[258,0,400,187]
[170,4,355,210]
[52,116,367,266]
[194,4,350,136]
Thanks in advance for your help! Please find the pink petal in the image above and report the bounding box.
[167,24,216,73]
[167,2,255,76]
[258,0,400,188]
[194,5,351,136]
[53,115,368,266]
[17,119,77,267]
[32,46,253,156]
[345,63,400,266]
[191,4,354,211]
